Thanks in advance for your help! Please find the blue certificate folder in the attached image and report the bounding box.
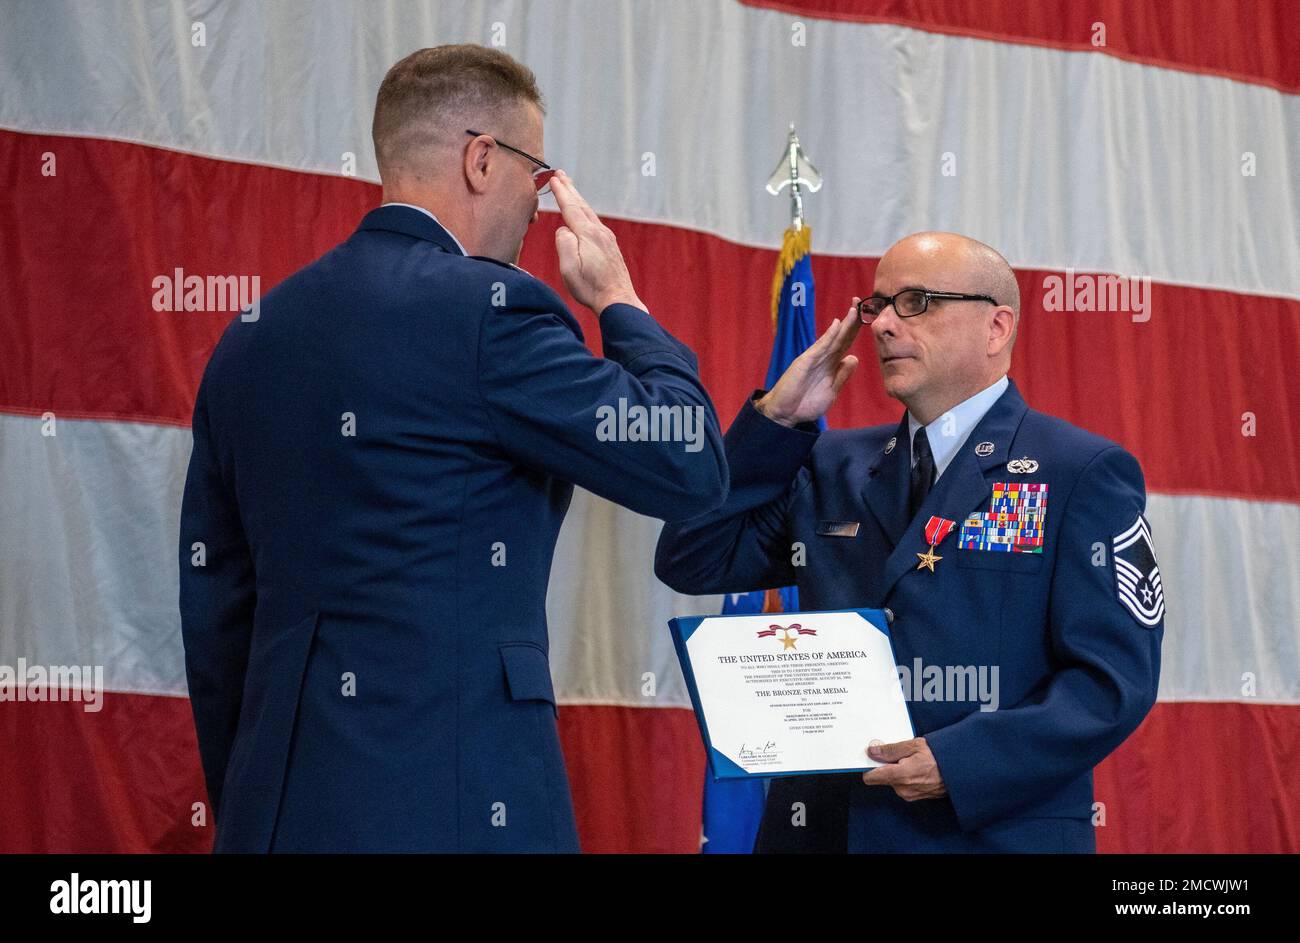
[668,607,905,781]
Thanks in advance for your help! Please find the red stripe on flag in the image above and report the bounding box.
[1096,701,1300,853]
[0,694,211,853]
[519,216,1300,505]
[0,130,377,429]
[3,127,1297,505]
[558,705,707,853]
[738,0,1300,93]
[2,695,1295,852]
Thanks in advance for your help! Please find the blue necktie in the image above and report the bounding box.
[909,426,935,520]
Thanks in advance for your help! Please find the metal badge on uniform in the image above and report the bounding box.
[974,441,995,457]
[817,520,860,538]
[958,482,1048,553]
[1006,457,1039,474]
[884,437,897,454]
[1113,513,1164,627]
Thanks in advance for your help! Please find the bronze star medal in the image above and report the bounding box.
[916,516,957,572]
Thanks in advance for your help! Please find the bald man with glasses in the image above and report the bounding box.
[657,231,1164,853]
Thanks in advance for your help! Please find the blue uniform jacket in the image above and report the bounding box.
[179,205,727,852]
[656,380,1163,852]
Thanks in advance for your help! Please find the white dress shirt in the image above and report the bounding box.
[907,375,1009,481]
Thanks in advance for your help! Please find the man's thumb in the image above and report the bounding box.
[831,355,859,393]
[868,738,917,762]
[555,225,577,256]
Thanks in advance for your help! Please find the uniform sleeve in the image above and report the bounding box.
[924,445,1164,832]
[178,377,257,821]
[655,396,820,594]
[477,282,728,522]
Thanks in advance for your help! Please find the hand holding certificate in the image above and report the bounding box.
[669,609,914,779]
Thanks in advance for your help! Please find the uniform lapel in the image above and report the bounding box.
[875,380,1030,600]
[860,414,912,550]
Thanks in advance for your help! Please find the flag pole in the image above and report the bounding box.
[766,125,823,329]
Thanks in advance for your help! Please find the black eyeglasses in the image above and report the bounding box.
[466,129,556,194]
[856,289,998,324]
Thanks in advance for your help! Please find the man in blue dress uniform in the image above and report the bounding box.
[179,46,727,852]
[656,231,1164,852]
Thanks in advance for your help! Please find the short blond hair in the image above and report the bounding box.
[372,44,544,177]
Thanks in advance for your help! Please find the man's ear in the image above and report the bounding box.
[464,134,492,194]
[988,306,1017,357]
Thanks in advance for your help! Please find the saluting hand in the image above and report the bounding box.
[754,300,862,427]
[551,171,645,314]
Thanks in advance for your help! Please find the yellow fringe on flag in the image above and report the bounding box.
[770,225,812,331]
[761,587,785,615]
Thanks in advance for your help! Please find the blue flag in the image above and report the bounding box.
[702,227,820,854]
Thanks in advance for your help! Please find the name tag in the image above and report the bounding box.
[816,520,860,538]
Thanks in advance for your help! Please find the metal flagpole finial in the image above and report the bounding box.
[765,122,822,230]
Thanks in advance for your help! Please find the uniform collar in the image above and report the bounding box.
[907,375,1009,480]
[357,204,467,256]
[864,379,1028,543]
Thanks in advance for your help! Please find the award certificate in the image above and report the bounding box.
[669,608,914,779]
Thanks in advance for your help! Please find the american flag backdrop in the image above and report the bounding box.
[1,0,1297,853]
